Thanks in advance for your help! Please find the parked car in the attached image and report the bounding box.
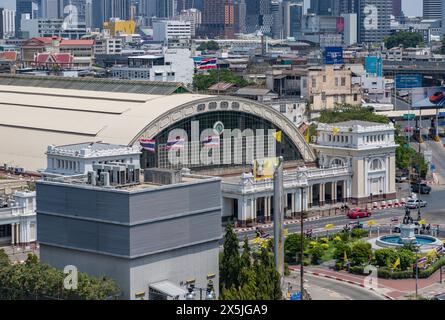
[396,175,408,183]
[405,199,427,209]
[347,208,371,219]
[411,183,431,194]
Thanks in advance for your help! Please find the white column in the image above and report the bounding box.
[16,223,20,245]
[237,197,248,223]
[291,193,295,213]
[11,223,15,245]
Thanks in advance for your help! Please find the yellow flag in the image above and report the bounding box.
[272,131,282,143]
[393,257,400,270]
[332,127,340,136]
[305,129,310,143]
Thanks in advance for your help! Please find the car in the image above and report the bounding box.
[434,293,445,300]
[396,175,408,183]
[429,91,444,104]
[411,183,431,194]
[347,208,371,219]
[405,199,427,209]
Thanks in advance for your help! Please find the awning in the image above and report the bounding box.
[149,281,187,299]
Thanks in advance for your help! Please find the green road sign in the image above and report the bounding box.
[403,113,415,120]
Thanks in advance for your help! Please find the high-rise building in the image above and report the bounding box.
[423,0,442,20]
[200,0,235,38]
[41,0,61,19]
[310,0,340,16]
[16,0,39,37]
[234,0,246,34]
[289,2,303,38]
[91,0,131,30]
[358,0,392,43]
[392,0,402,17]
[0,8,4,39]
[340,0,359,13]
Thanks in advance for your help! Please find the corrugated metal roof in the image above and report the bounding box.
[0,84,210,171]
[149,281,187,298]
[0,74,190,95]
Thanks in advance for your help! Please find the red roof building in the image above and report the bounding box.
[33,52,73,70]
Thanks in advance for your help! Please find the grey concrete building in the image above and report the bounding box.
[358,0,392,43]
[37,158,221,300]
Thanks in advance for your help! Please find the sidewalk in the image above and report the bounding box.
[289,265,445,300]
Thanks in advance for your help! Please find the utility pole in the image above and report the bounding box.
[273,156,284,282]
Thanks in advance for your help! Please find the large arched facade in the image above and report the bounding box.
[131,96,316,170]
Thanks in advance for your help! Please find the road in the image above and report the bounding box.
[235,208,407,242]
[285,273,386,300]
[305,274,386,300]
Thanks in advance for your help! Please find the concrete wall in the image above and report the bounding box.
[40,240,219,300]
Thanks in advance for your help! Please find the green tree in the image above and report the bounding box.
[333,241,351,264]
[316,105,389,124]
[197,40,220,51]
[284,233,305,263]
[396,248,416,271]
[374,248,398,268]
[0,254,120,300]
[385,32,424,49]
[193,69,249,91]
[0,249,9,268]
[220,223,241,291]
[350,242,372,266]
[395,134,428,177]
[309,245,324,265]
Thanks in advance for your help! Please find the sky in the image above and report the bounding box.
[0,0,424,18]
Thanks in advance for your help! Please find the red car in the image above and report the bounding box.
[347,208,371,219]
[429,92,444,104]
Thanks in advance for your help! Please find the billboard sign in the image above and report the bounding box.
[411,87,445,109]
[395,74,422,89]
[336,17,345,33]
[325,47,343,65]
[365,56,383,77]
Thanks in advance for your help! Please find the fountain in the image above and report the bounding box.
[370,208,443,252]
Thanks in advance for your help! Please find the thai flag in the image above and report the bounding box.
[139,139,156,153]
[202,135,220,148]
[166,137,185,150]
[198,58,217,70]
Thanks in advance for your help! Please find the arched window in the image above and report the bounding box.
[370,159,383,171]
[331,158,344,167]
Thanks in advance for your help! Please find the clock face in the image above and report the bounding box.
[213,121,224,136]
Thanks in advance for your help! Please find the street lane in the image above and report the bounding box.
[303,274,385,300]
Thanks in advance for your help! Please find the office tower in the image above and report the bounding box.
[156,0,175,18]
[245,0,259,33]
[201,0,235,38]
[392,0,402,17]
[0,8,16,38]
[41,0,61,19]
[270,1,282,38]
[85,0,92,29]
[103,0,131,20]
[289,1,303,38]
[358,0,392,43]
[234,0,246,33]
[423,0,442,20]
[0,8,4,39]
[16,0,38,37]
[310,0,340,16]
[139,0,156,18]
[340,0,359,13]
